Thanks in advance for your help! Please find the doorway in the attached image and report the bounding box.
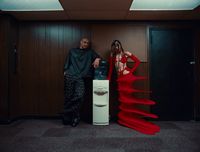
[149,28,194,120]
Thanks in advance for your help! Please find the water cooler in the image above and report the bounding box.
[93,60,109,125]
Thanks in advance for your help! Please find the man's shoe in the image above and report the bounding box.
[71,117,80,127]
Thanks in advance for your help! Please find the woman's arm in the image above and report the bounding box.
[125,51,140,73]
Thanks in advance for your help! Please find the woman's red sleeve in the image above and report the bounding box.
[129,54,140,73]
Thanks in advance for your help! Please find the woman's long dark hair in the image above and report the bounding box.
[111,40,124,56]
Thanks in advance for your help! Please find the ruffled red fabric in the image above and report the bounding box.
[107,53,160,135]
[119,96,155,105]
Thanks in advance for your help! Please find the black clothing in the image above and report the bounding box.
[63,47,100,125]
[63,74,84,125]
[64,48,100,78]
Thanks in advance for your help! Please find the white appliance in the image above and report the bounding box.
[93,80,109,125]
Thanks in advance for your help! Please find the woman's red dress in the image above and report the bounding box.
[107,53,160,135]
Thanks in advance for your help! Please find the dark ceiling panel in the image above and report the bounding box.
[59,0,132,11]
[1,0,200,20]
[67,10,127,20]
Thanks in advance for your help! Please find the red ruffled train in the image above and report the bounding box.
[117,73,160,135]
[108,54,160,135]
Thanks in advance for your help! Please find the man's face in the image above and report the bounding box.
[80,38,89,49]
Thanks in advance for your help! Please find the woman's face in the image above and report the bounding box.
[112,41,121,53]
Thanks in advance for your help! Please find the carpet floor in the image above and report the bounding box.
[0,119,200,152]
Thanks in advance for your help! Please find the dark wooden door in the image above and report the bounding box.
[149,28,195,120]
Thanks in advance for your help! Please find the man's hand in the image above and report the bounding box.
[92,58,101,68]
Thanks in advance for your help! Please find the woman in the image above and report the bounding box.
[107,40,160,135]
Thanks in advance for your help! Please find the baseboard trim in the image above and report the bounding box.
[0,115,62,125]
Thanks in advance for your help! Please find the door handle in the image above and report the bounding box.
[189,61,195,65]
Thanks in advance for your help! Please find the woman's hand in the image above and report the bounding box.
[124,51,132,56]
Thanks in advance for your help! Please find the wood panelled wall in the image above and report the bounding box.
[17,22,91,116]
[1,17,200,122]
[0,15,9,121]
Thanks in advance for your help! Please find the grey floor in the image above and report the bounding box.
[0,119,200,152]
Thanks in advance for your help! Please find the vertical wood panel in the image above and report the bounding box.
[0,16,9,120]
[36,23,47,115]
[8,17,19,119]
[0,15,19,122]
[18,23,38,115]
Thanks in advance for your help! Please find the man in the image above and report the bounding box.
[63,38,101,127]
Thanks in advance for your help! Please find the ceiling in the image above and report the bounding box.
[1,0,200,21]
